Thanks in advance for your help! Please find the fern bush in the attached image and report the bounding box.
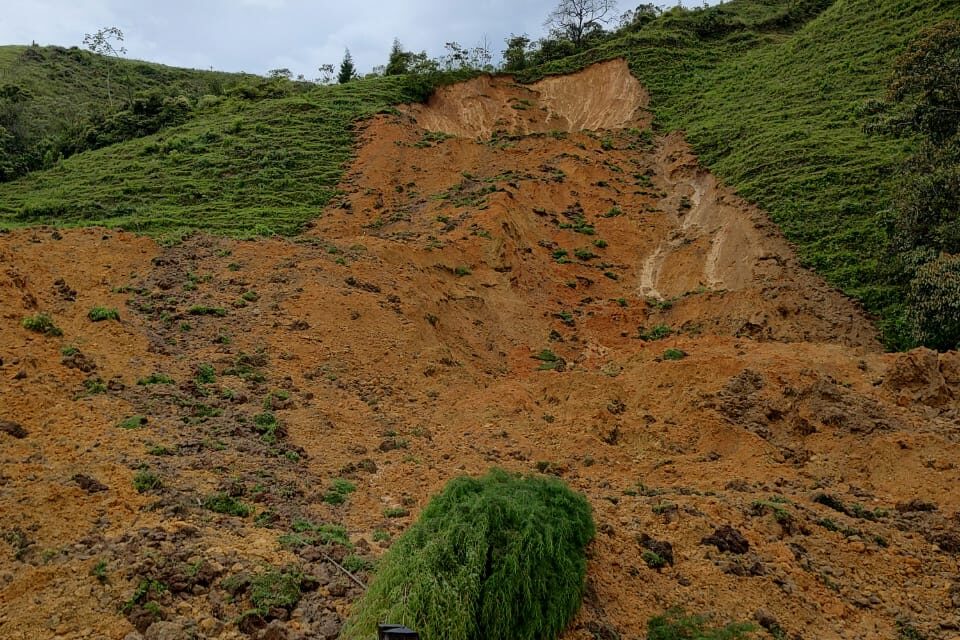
[340,468,595,640]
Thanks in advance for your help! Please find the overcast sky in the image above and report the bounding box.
[1,1,719,79]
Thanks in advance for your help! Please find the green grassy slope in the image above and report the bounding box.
[0,44,245,143]
[521,0,960,346]
[0,73,453,237]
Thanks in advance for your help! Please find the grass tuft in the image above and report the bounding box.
[341,468,595,640]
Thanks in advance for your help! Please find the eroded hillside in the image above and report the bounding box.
[2,60,960,640]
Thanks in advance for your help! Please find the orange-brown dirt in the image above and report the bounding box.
[2,59,960,640]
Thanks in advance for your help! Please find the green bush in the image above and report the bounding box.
[88,306,120,321]
[341,468,595,640]
[907,254,960,350]
[647,608,755,640]
[21,313,62,336]
[203,493,252,517]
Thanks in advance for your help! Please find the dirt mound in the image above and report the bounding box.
[403,59,649,137]
[3,68,960,640]
[883,348,960,415]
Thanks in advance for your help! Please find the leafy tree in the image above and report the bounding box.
[268,68,292,80]
[907,254,960,351]
[529,38,578,67]
[317,63,336,84]
[618,3,661,30]
[337,49,356,84]
[441,39,493,72]
[545,0,618,48]
[877,21,960,350]
[502,34,532,72]
[888,20,960,144]
[82,26,127,106]
[385,38,413,75]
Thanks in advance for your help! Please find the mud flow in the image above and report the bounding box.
[2,60,960,639]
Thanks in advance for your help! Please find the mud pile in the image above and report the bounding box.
[2,60,959,640]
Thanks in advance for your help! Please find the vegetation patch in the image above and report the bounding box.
[21,313,62,336]
[203,492,252,517]
[87,306,120,322]
[341,468,594,640]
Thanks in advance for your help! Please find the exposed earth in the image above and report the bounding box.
[2,60,960,640]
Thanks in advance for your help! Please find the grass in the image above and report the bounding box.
[118,415,148,429]
[132,469,162,493]
[0,45,246,158]
[0,66,473,238]
[21,313,62,336]
[248,568,303,615]
[341,468,595,640]
[647,608,755,640]
[137,373,174,385]
[188,305,227,317]
[323,478,356,505]
[87,306,120,322]
[203,493,252,517]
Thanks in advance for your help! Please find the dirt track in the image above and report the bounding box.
[2,60,960,639]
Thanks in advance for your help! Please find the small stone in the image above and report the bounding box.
[261,620,289,640]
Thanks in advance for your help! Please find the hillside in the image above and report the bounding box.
[2,2,960,639]
[1,2,958,346]
[0,44,244,134]
[521,0,960,346]
[3,60,960,640]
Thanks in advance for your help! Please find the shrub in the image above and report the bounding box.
[21,313,62,336]
[203,493,252,517]
[188,305,227,317]
[647,608,755,640]
[907,254,960,351]
[137,373,174,385]
[249,568,302,614]
[133,469,162,493]
[341,468,595,640]
[663,348,688,361]
[88,306,120,322]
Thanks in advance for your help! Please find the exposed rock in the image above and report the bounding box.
[0,420,28,439]
[701,525,750,554]
[883,348,955,409]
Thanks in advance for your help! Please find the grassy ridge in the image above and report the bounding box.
[0,74,448,237]
[0,44,245,144]
[520,0,960,346]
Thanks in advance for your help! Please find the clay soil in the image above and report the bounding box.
[2,60,960,640]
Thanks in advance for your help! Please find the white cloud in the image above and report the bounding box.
[0,0,721,77]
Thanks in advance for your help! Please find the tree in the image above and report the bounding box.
[907,254,960,351]
[338,49,356,84]
[877,20,960,350]
[317,64,336,84]
[385,38,413,75]
[82,26,127,106]
[618,4,661,30]
[268,68,292,80]
[545,0,618,48]
[502,34,532,73]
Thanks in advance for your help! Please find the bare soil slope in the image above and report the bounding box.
[2,60,960,640]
